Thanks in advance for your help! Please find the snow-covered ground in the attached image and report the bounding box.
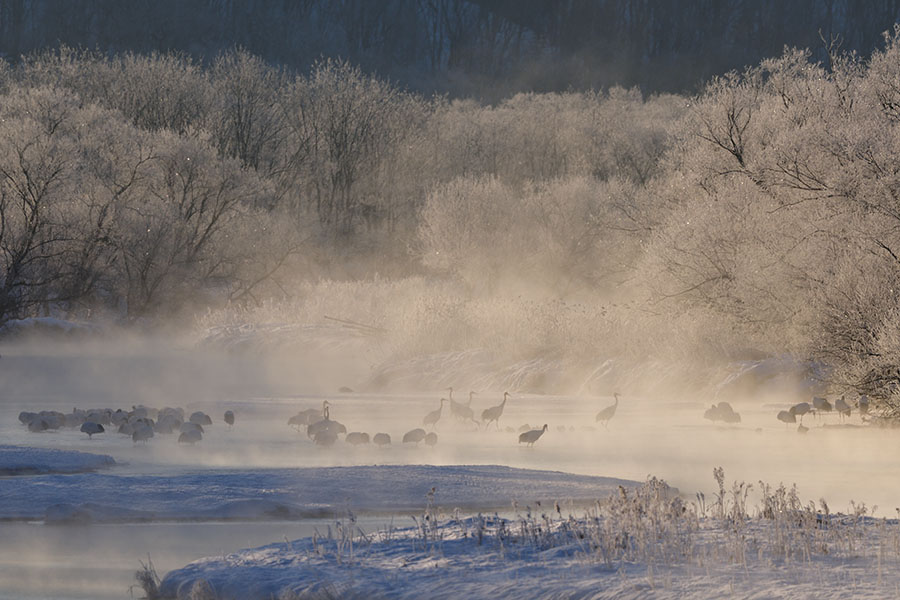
[0,462,636,523]
[158,504,900,600]
[0,444,114,475]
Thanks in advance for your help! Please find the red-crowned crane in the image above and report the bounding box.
[482,392,510,430]
[518,424,548,447]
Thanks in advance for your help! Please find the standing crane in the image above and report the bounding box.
[423,398,447,430]
[518,424,548,447]
[482,392,510,430]
[595,393,620,428]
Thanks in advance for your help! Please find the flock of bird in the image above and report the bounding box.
[17,405,233,445]
[22,390,864,449]
[702,393,874,434]
[286,389,623,449]
[16,390,630,450]
[703,401,742,424]
[775,394,870,433]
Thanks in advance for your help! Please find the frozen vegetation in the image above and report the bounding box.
[158,474,900,600]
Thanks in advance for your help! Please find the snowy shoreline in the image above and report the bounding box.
[0,447,640,523]
[0,444,115,476]
[157,477,900,600]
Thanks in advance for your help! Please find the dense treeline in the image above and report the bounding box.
[3,0,900,97]
[4,33,900,400]
[0,46,678,324]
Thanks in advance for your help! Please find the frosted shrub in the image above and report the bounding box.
[132,556,161,599]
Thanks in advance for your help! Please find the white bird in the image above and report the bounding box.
[518,424,548,447]
[595,393,620,428]
[482,392,510,430]
[403,428,427,445]
[373,433,391,447]
[80,422,104,439]
[423,398,447,430]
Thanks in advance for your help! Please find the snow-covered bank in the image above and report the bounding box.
[158,477,900,600]
[0,461,638,523]
[0,445,114,475]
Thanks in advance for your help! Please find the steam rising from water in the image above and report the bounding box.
[1,336,896,599]
[1,336,893,509]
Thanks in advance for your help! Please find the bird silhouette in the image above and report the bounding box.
[80,422,104,439]
[482,392,510,430]
[812,396,832,416]
[307,404,346,440]
[789,402,811,424]
[834,396,851,420]
[346,432,370,445]
[373,432,391,447]
[132,424,154,444]
[518,424,548,447]
[448,387,467,421]
[289,401,328,431]
[224,410,235,428]
[595,393,620,428]
[858,395,870,416]
[423,398,447,430]
[403,428,427,445]
[190,411,213,426]
[178,429,202,444]
[777,410,796,425]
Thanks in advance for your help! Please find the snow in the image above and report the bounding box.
[0,459,637,523]
[0,444,115,475]
[158,487,900,600]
